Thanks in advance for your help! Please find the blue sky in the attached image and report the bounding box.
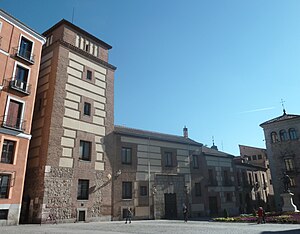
[2,0,300,155]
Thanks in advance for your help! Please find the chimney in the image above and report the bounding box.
[183,126,188,138]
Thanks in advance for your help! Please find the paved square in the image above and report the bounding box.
[1,220,300,234]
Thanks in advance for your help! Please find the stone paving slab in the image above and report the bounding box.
[1,220,300,234]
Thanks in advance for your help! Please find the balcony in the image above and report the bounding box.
[13,47,35,64]
[1,115,26,132]
[7,78,31,95]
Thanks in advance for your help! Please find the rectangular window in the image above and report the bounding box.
[249,173,253,186]
[290,177,296,187]
[164,152,173,167]
[0,174,11,199]
[19,36,33,62]
[121,147,132,164]
[86,70,92,80]
[252,155,257,160]
[83,102,91,116]
[77,179,89,200]
[192,155,199,168]
[258,154,262,160]
[255,173,258,183]
[122,182,132,199]
[1,140,15,164]
[4,99,24,131]
[0,21,2,33]
[224,170,230,185]
[237,172,241,186]
[195,182,201,196]
[140,186,147,196]
[12,65,29,93]
[79,140,91,161]
[285,159,294,172]
[208,169,215,185]
[0,209,8,220]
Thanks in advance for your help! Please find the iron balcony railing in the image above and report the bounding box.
[1,115,26,132]
[13,47,35,64]
[6,78,31,95]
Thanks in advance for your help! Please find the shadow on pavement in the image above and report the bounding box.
[261,230,300,234]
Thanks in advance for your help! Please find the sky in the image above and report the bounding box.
[2,0,300,156]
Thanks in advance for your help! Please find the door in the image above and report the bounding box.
[164,193,177,219]
[209,196,218,216]
[6,100,23,129]
[78,210,85,221]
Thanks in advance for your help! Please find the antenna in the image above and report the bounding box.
[72,7,75,23]
[212,136,215,146]
[280,99,286,114]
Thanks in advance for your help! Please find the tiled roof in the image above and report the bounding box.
[234,161,267,170]
[201,146,234,158]
[260,112,300,127]
[114,125,203,146]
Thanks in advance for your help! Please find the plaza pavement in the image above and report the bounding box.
[1,220,300,234]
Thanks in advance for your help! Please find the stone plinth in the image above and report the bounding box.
[281,193,299,212]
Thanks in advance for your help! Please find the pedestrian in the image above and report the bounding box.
[183,204,188,223]
[125,207,132,224]
[257,207,263,224]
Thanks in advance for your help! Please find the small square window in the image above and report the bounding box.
[140,186,147,196]
[79,140,91,161]
[86,70,92,80]
[77,179,89,200]
[252,155,257,160]
[83,102,91,116]
[0,210,8,220]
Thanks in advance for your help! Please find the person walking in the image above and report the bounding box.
[125,207,132,224]
[183,204,188,223]
[257,207,263,224]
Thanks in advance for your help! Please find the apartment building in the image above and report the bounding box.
[21,19,116,223]
[234,157,270,212]
[260,110,300,211]
[239,145,274,210]
[0,9,45,225]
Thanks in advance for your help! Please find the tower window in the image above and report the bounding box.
[289,128,298,140]
[280,130,288,141]
[271,132,278,143]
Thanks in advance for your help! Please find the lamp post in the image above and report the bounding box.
[152,185,157,219]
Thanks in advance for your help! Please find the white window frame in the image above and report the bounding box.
[0,21,2,33]
[17,33,35,61]
[4,95,26,130]
[0,135,19,165]
[12,61,31,82]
